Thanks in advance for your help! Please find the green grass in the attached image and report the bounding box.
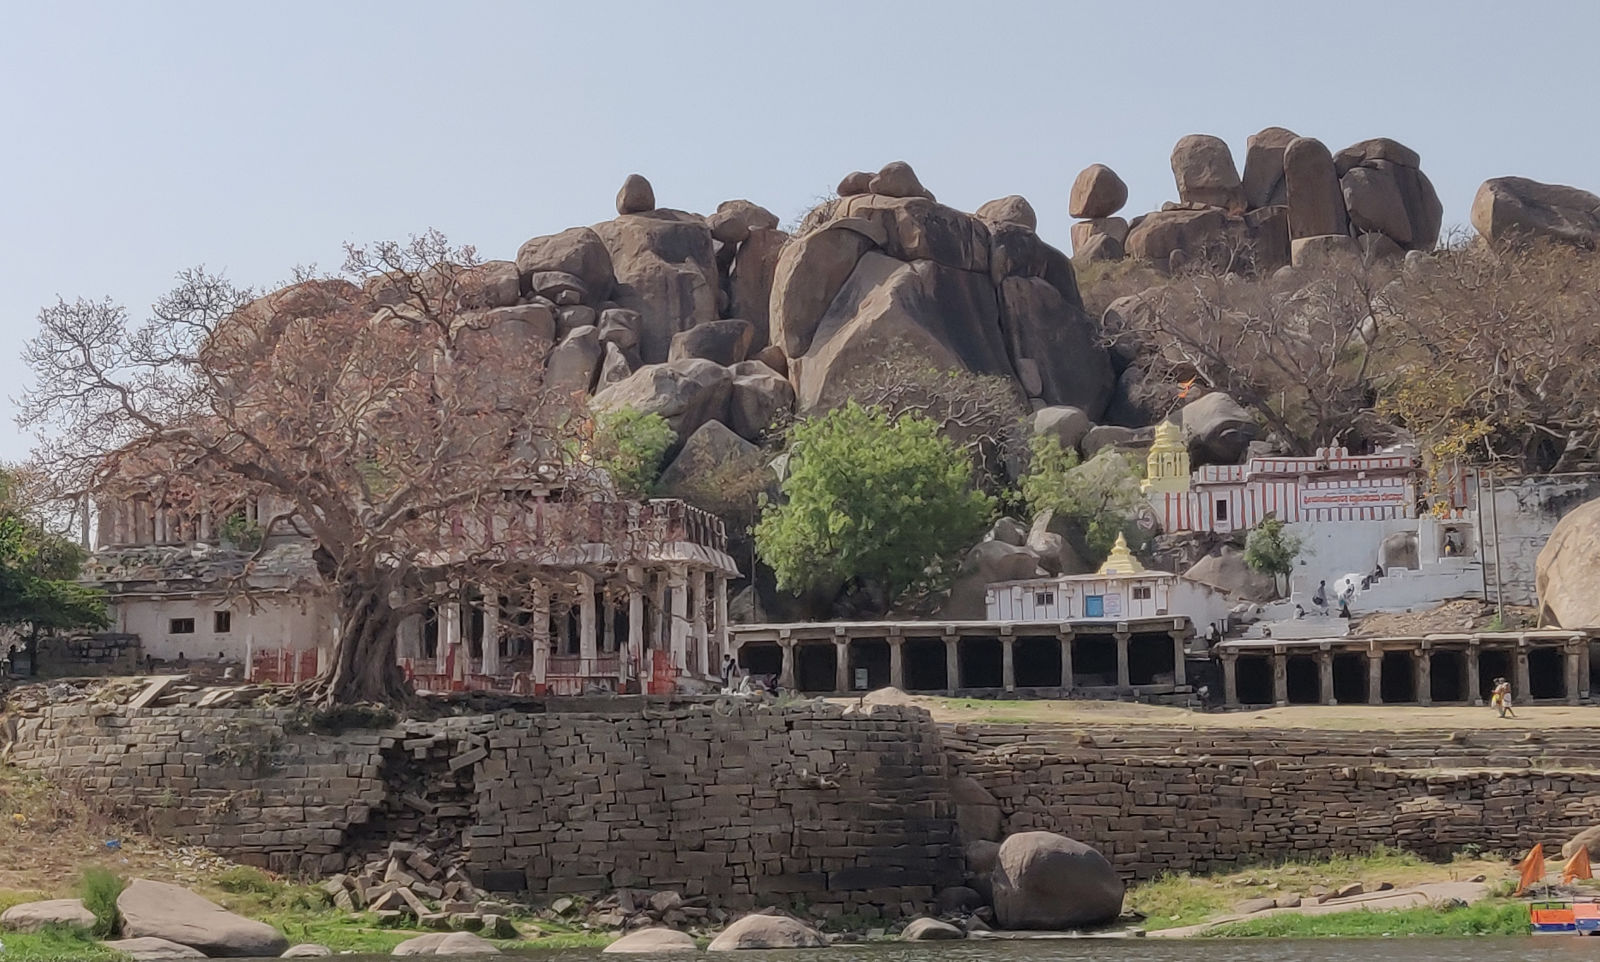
[0,924,124,962]
[76,867,125,939]
[1205,899,1530,937]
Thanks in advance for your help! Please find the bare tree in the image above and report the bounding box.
[19,231,644,705]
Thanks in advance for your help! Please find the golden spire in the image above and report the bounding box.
[1098,532,1145,575]
[1143,418,1191,494]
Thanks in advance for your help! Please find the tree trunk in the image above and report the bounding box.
[311,579,410,706]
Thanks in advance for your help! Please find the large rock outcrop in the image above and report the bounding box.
[1471,177,1600,248]
[590,357,734,442]
[1536,497,1600,628]
[990,831,1124,929]
[117,879,289,959]
[593,209,719,363]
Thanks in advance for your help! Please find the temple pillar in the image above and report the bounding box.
[1567,644,1583,706]
[1060,632,1075,689]
[480,588,500,677]
[693,571,710,676]
[669,567,689,671]
[397,611,422,661]
[578,573,597,662]
[1318,650,1335,705]
[945,637,960,693]
[1001,637,1016,692]
[1415,650,1431,706]
[779,640,795,690]
[440,599,459,677]
[889,638,905,690]
[1467,642,1482,706]
[1171,630,1187,687]
[1367,650,1383,705]
[834,639,850,693]
[1221,655,1238,707]
[601,585,616,655]
[1272,652,1288,707]
[1515,646,1531,702]
[1114,631,1131,689]
[714,573,729,666]
[1581,641,1592,703]
[627,566,645,684]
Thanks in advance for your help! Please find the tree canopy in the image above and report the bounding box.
[0,470,108,643]
[1243,517,1302,597]
[754,402,992,605]
[1020,435,1148,564]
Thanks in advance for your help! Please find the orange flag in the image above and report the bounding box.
[1564,847,1593,884]
[1516,843,1546,895]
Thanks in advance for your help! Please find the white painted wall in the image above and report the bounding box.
[112,593,334,661]
[1479,475,1600,606]
[986,574,1233,635]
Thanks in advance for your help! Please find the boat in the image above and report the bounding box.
[1530,899,1600,935]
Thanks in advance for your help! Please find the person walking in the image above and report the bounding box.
[1312,580,1329,615]
[1491,677,1517,718]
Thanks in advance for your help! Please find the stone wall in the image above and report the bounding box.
[944,724,1600,880]
[33,632,143,676]
[2,699,960,915]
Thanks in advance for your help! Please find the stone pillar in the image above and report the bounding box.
[440,599,460,677]
[397,613,422,661]
[945,637,960,693]
[693,572,710,677]
[1567,644,1583,706]
[577,572,597,662]
[714,574,730,667]
[627,566,645,684]
[480,588,500,677]
[530,583,551,682]
[1367,650,1383,705]
[1221,655,1238,707]
[1515,646,1531,702]
[669,568,689,671]
[779,640,795,690]
[1467,642,1482,706]
[1060,633,1075,689]
[834,639,850,693]
[1582,642,1592,703]
[1318,650,1335,705]
[889,638,905,690]
[1114,631,1131,689]
[1415,650,1431,706]
[601,587,616,655]
[1272,652,1288,707]
[1001,638,1016,692]
[1171,630,1187,687]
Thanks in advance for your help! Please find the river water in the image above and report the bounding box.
[282,939,1582,962]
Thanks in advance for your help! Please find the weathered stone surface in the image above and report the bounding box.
[707,913,827,951]
[528,270,589,306]
[593,210,718,363]
[728,228,787,345]
[997,276,1114,417]
[0,898,97,932]
[1379,530,1419,571]
[951,775,1004,841]
[1290,234,1361,270]
[1182,392,1257,466]
[1536,497,1600,628]
[103,937,207,960]
[119,879,289,959]
[1081,424,1154,459]
[1283,138,1349,239]
[597,341,632,388]
[934,886,986,916]
[1070,217,1129,252]
[545,326,603,398]
[1471,176,1600,248]
[985,517,1029,547]
[1171,135,1244,210]
[1032,406,1092,452]
[1394,165,1443,251]
[1027,509,1092,577]
[942,540,1041,620]
[393,931,503,955]
[1069,165,1129,219]
[975,195,1038,231]
[282,945,334,957]
[868,160,933,200]
[729,366,794,441]
[590,358,734,441]
[556,304,599,338]
[768,225,872,358]
[835,194,990,273]
[991,832,1124,930]
[598,307,642,351]
[1242,126,1299,209]
[1564,824,1600,860]
[1235,897,1278,915]
[1125,207,1228,264]
[1244,205,1291,272]
[754,345,788,377]
[617,174,656,215]
[516,226,616,302]
[483,303,556,349]
[657,420,758,492]
[603,928,699,953]
[669,319,756,366]
[1184,548,1278,603]
[837,171,873,196]
[708,200,780,245]
[902,917,965,940]
[456,260,522,310]
[967,840,1001,877]
[1333,138,1421,176]
[1073,233,1124,264]
[1342,165,1413,246]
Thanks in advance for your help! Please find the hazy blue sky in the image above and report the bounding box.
[4,1,1598,461]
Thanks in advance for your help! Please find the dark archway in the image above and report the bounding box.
[1529,648,1566,700]
[959,637,1003,690]
[1015,636,1062,688]
[1380,651,1414,703]
[795,643,836,693]
[904,638,948,692]
[1129,633,1176,686]
[739,642,782,678]
[1236,655,1272,705]
[1074,636,1118,688]
[1478,650,1513,702]
[1286,655,1320,704]
[1430,651,1467,703]
[1332,653,1367,704]
[848,638,891,691]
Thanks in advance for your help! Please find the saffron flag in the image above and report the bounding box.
[1177,377,1197,399]
[1516,843,1546,896]
[1564,847,1593,884]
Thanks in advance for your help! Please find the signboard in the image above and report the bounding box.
[854,668,869,690]
[1103,594,1123,617]
[1298,485,1407,512]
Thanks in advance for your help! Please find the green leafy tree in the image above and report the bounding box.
[591,407,676,499]
[1020,435,1148,563]
[0,470,109,655]
[1243,516,1303,598]
[754,402,993,605]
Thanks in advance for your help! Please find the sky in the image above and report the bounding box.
[4,1,1598,463]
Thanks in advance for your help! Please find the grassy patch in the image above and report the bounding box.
[77,867,125,939]
[0,924,123,962]
[1205,899,1529,937]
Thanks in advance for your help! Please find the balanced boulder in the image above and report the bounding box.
[117,879,289,959]
[1472,176,1600,248]
[593,209,718,363]
[1241,126,1298,209]
[1069,165,1128,219]
[990,831,1124,929]
[707,913,827,951]
[868,160,933,200]
[975,195,1038,231]
[1284,137,1349,239]
[617,174,656,215]
[516,226,615,303]
[1171,135,1244,210]
[1182,392,1257,466]
[708,199,779,245]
